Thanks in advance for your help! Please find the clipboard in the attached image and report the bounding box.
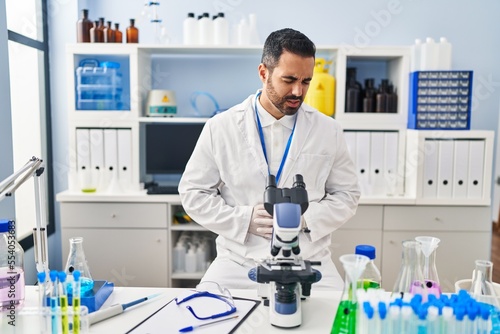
[126,293,261,334]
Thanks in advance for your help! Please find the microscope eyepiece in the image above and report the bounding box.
[292,174,305,189]
[266,174,277,189]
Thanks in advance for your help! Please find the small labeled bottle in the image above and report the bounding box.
[345,67,362,113]
[77,9,93,43]
[103,21,115,43]
[0,219,25,310]
[114,23,122,43]
[126,19,139,43]
[198,13,212,45]
[362,78,376,113]
[355,244,381,289]
[376,79,389,113]
[213,13,229,45]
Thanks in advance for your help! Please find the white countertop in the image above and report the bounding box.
[19,285,342,333]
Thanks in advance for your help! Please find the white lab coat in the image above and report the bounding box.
[179,92,360,290]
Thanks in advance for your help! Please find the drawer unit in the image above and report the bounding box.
[60,202,168,228]
[383,205,490,231]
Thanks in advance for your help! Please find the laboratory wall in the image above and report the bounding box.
[42,0,500,277]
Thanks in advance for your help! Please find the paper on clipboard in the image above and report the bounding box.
[126,292,260,334]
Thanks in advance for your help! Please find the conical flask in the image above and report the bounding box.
[392,240,426,299]
[415,236,441,297]
[331,254,369,334]
[64,237,94,296]
[469,260,499,307]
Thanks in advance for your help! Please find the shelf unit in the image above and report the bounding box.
[59,44,494,289]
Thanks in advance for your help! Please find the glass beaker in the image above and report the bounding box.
[331,254,370,334]
[392,240,426,299]
[415,236,441,297]
[64,237,94,296]
[470,260,499,306]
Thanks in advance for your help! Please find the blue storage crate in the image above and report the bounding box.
[75,59,124,111]
[408,71,473,130]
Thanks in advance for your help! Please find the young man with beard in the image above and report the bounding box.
[179,28,360,290]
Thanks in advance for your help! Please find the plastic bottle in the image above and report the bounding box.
[410,38,422,72]
[304,58,335,116]
[183,13,198,45]
[213,12,229,45]
[420,37,439,71]
[345,67,362,113]
[173,242,186,272]
[126,19,139,43]
[198,13,212,45]
[114,23,122,43]
[103,21,115,43]
[237,18,250,45]
[76,9,93,43]
[376,79,389,113]
[196,243,206,271]
[0,219,25,310]
[185,246,197,273]
[248,13,260,45]
[438,37,452,70]
[355,245,382,289]
[386,84,398,113]
[362,78,376,113]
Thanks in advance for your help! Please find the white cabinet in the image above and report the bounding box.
[381,205,491,292]
[58,195,217,288]
[330,205,383,279]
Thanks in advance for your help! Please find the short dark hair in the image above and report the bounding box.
[261,28,316,71]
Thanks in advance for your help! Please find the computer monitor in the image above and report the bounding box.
[145,122,205,175]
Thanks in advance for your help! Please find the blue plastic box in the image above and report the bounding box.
[75,59,124,111]
[408,71,473,130]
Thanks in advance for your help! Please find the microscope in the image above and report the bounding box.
[248,174,322,328]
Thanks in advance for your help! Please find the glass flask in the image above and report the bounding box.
[331,254,369,334]
[415,236,441,297]
[469,260,499,307]
[392,240,426,299]
[64,237,94,296]
[103,21,115,43]
[126,19,139,43]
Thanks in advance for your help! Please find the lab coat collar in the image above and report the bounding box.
[235,92,314,186]
[255,94,296,130]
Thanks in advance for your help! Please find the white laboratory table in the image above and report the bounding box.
[21,285,341,333]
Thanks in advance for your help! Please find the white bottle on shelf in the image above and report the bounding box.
[213,12,229,45]
[410,38,422,72]
[438,37,452,70]
[248,13,260,45]
[183,12,198,45]
[173,242,186,272]
[185,246,197,273]
[237,18,250,46]
[420,37,439,71]
[198,13,213,45]
[196,243,206,271]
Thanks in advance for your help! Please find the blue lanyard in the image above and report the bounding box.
[254,92,297,184]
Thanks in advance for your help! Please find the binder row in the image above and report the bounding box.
[422,139,484,199]
[344,131,401,197]
[75,128,133,193]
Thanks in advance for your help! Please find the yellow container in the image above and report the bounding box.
[304,58,336,117]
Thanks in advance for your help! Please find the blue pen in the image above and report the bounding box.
[179,315,239,332]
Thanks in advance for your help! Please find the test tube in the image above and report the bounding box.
[37,271,47,308]
[49,270,60,334]
[73,270,82,334]
[58,272,70,334]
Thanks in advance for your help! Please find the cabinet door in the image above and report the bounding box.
[381,231,490,292]
[62,228,168,287]
[330,205,383,279]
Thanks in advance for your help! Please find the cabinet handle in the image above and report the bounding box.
[111,213,117,218]
[156,239,162,243]
[434,217,442,222]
